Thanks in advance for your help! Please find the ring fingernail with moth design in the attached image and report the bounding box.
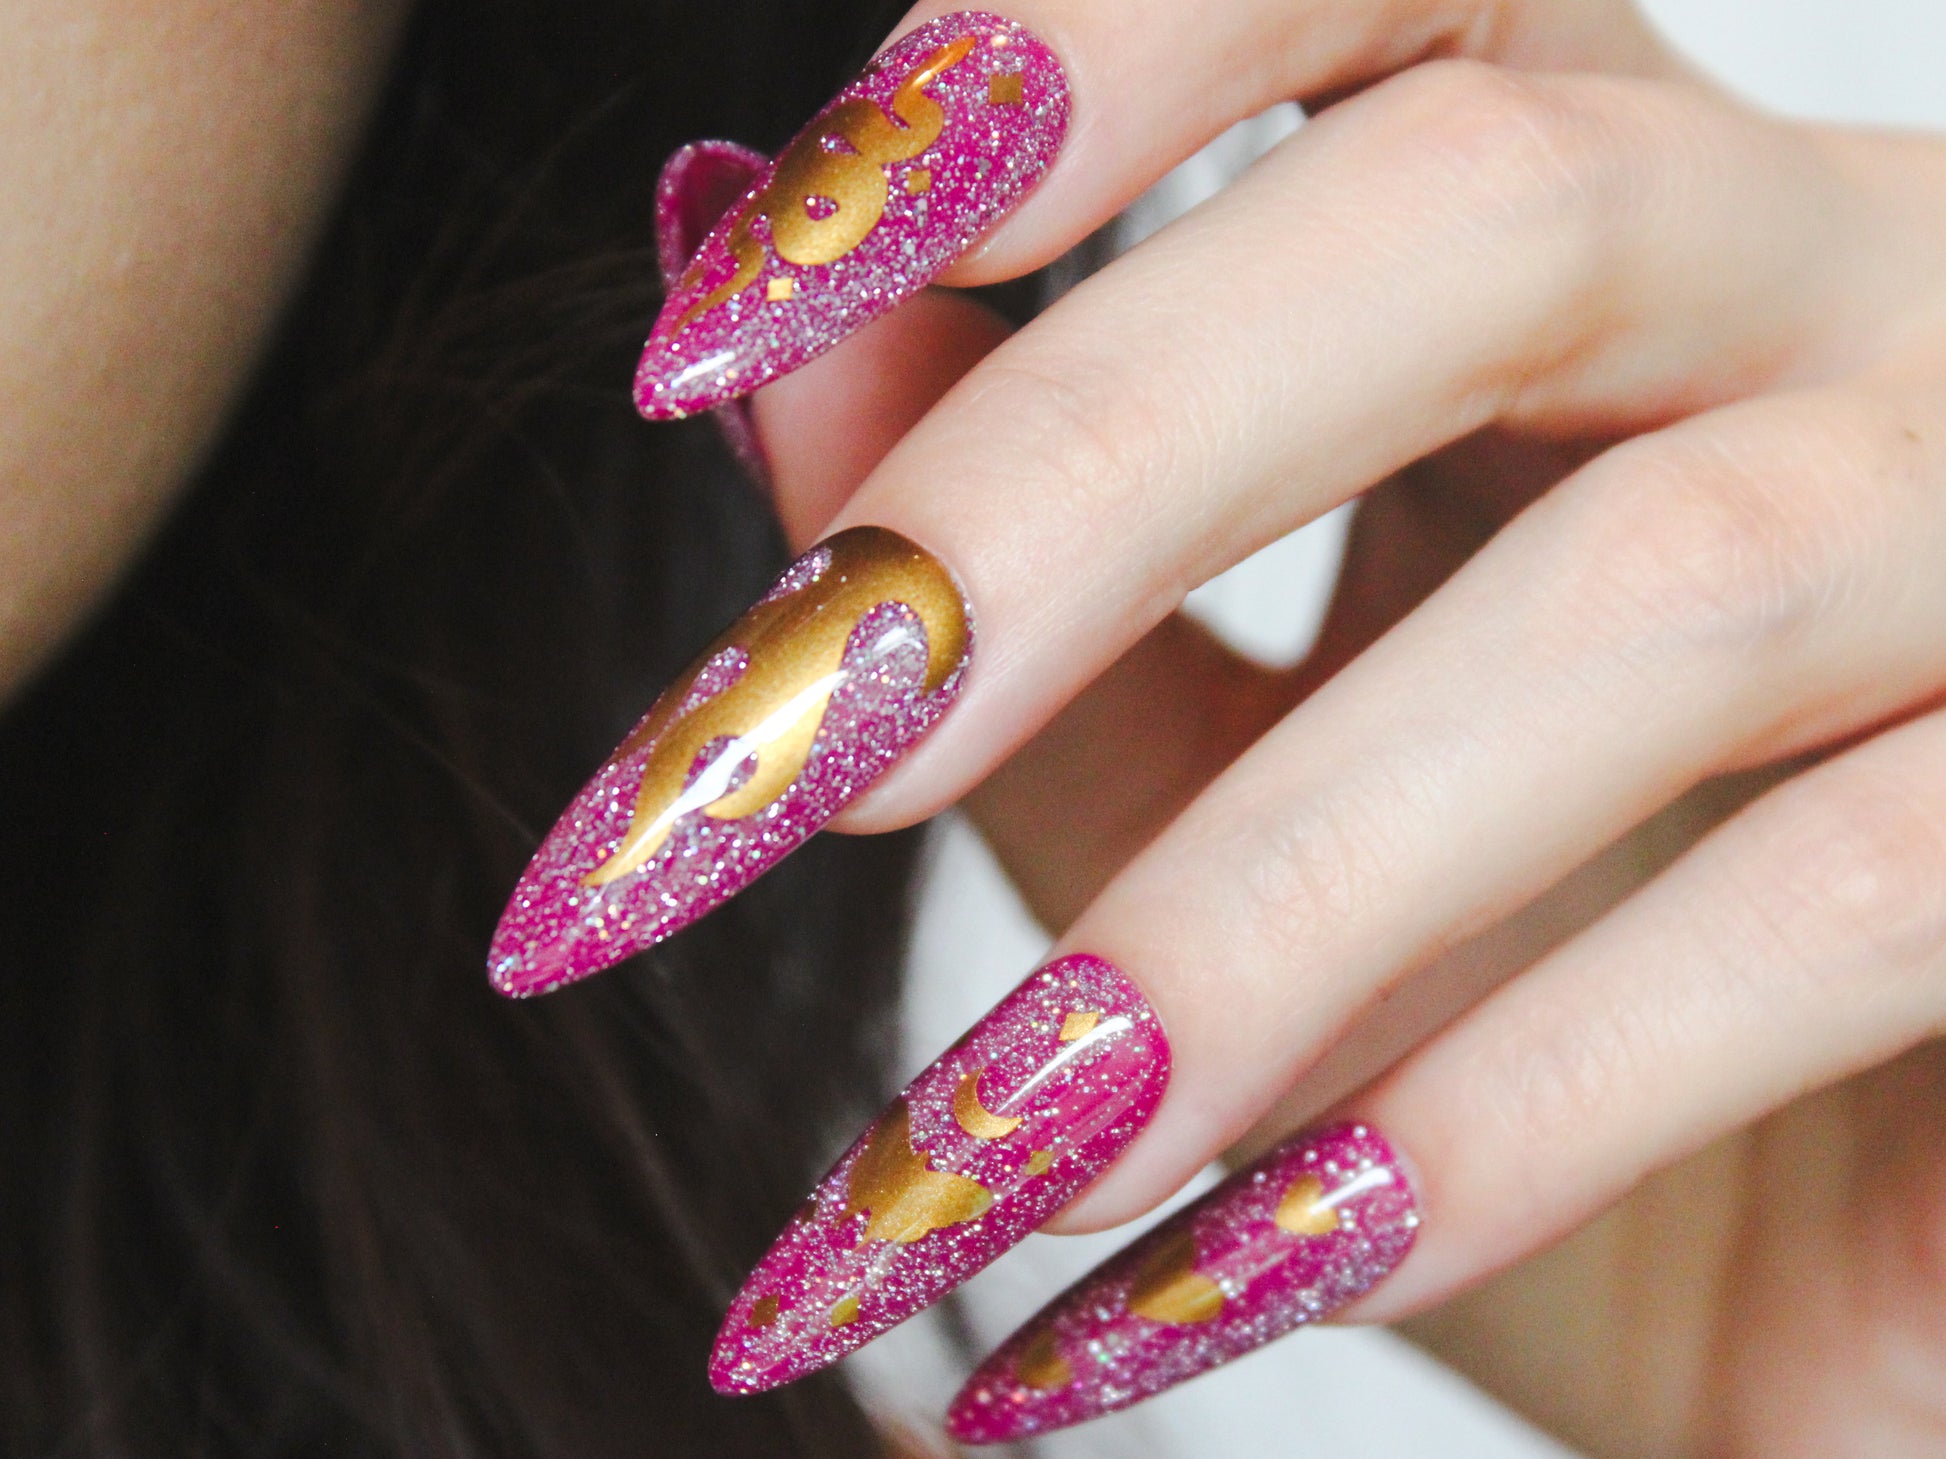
[488,526,971,997]
[946,1123,1419,1442]
[711,954,1169,1394]
[635,10,1070,418]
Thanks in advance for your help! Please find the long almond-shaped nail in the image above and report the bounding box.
[635,10,1069,419]
[710,954,1169,1394]
[488,526,971,997]
[947,1122,1419,1442]
[654,139,772,482]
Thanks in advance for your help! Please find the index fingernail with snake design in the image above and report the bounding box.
[488,526,971,997]
[634,11,1069,419]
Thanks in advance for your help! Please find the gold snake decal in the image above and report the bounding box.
[582,527,966,887]
[673,35,978,330]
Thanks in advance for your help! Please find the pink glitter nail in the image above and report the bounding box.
[653,140,772,482]
[635,11,1069,419]
[488,527,971,997]
[947,1123,1419,1442]
[710,954,1170,1394]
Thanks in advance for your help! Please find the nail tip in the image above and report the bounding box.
[709,953,1168,1390]
[632,9,1070,414]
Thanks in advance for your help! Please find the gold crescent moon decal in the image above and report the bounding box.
[952,1067,1023,1140]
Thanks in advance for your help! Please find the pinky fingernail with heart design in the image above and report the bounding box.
[946,1122,1420,1442]
[710,954,1169,1394]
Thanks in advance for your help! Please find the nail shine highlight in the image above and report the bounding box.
[488,527,970,997]
[948,1123,1419,1442]
[711,954,1169,1394]
[636,11,1069,418]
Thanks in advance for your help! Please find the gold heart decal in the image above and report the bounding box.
[842,1098,993,1244]
[1274,1173,1342,1237]
[1014,1328,1073,1392]
[1126,1229,1225,1325]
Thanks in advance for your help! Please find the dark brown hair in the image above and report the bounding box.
[0,1,929,1452]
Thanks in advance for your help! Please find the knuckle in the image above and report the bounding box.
[1742,763,1946,991]
[957,356,1172,536]
[1232,783,1393,972]
[1570,399,1914,655]
[1366,60,1618,236]
[1471,991,1652,1201]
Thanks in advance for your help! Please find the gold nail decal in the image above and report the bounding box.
[584,527,967,887]
[675,36,978,330]
[748,1294,780,1329]
[1022,1150,1055,1178]
[1274,1174,1343,1237]
[842,1098,994,1244]
[1057,1010,1100,1042]
[1015,1329,1074,1392]
[829,1295,861,1327]
[953,1067,1024,1140]
[1127,1230,1226,1325]
[987,72,1025,105]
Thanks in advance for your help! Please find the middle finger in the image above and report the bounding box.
[825,64,1924,832]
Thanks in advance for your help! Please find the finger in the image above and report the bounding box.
[1042,365,1946,1232]
[1352,702,1946,1323]
[753,290,1296,930]
[752,287,1015,545]
[889,0,1683,284]
[829,69,1925,831]
[947,711,1946,1438]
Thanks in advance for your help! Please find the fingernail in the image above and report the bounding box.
[654,140,773,484]
[488,525,972,997]
[635,10,1069,419]
[710,953,1169,1394]
[947,1122,1419,1442]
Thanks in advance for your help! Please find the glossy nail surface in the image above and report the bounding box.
[947,1123,1419,1442]
[711,954,1169,1394]
[489,526,971,997]
[635,10,1069,419]
[654,140,771,481]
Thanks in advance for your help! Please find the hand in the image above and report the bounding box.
[747,1,1946,1451]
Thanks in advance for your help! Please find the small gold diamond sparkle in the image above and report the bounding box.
[988,73,1024,105]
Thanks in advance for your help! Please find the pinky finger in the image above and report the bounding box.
[949,707,1946,1440]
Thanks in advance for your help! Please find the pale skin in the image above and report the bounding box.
[11,2,1945,1456]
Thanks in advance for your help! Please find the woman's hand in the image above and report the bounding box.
[747,1,1946,1450]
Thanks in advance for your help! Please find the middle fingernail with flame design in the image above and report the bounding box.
[488,525,972,997]
[711,954,1170,1394]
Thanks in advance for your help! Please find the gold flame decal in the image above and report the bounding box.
[1057,1010,1099,1042]
[841,1098,993,1245]
[675,36,978,329]
[583,527,966,886]
[952,1067,1023,1140]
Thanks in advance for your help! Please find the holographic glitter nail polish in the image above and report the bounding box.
[488,526,972,997]
[653,140,771,482]
[635,11,1069,419]
[947,1122,1419,1442]
[710,954,1169,1395]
